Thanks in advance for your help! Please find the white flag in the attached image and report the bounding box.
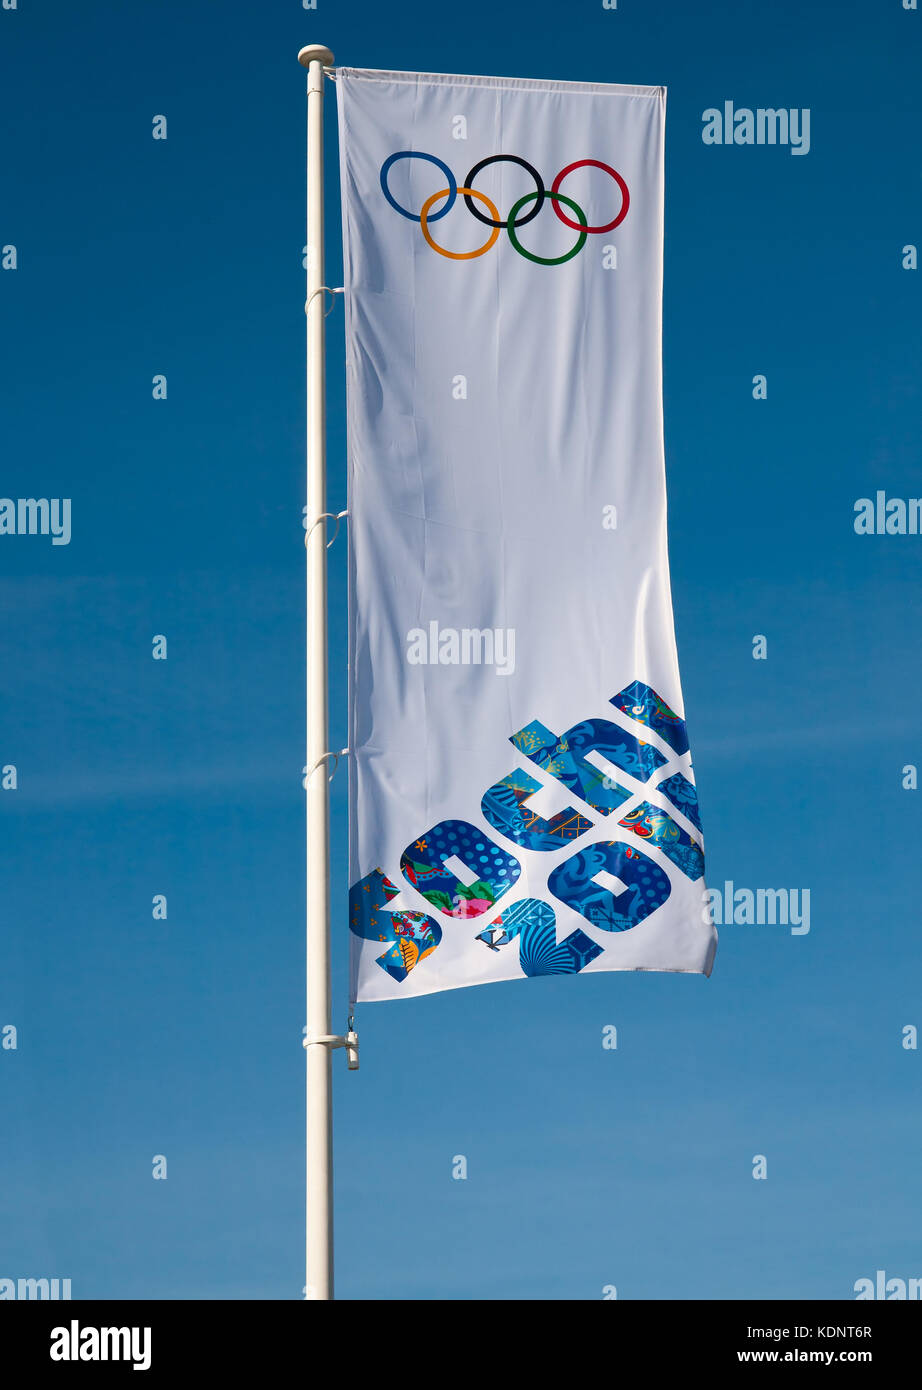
[338,67,717,1002]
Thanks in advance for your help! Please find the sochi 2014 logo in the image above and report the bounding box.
[350,680,704,987]
[380,152,630,264]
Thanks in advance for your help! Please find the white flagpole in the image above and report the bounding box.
[299,40,335,1302]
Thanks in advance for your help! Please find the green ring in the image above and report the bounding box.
[506,190,588,265]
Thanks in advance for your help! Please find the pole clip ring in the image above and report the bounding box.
[304,508,348,548]
[304,1030,360,1071]
[305,285,344,317]
[303,748,348,787]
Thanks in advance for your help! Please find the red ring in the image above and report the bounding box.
[551,160,630,234]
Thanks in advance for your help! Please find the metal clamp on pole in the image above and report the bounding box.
[304,508,348,549]
[303,748,348,787]
[305,286,344,318]
[303,1029,360,1072]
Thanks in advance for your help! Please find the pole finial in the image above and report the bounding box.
[298,45,334,68]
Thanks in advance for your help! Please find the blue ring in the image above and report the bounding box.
[380,152,457,223]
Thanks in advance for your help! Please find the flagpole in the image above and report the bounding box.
[300,40,335,1302]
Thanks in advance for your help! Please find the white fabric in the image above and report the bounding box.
[338,67,716,1002]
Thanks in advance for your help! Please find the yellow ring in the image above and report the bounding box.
[419,186,501,260]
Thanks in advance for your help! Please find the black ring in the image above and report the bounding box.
[463,155,546,229]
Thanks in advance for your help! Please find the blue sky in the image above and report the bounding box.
[1,0,920,1299]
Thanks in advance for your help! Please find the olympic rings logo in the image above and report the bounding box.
[380,152,630,265]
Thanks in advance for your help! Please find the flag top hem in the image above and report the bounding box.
[337,66,665,100]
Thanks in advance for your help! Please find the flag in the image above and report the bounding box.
[337,66,717,1001]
